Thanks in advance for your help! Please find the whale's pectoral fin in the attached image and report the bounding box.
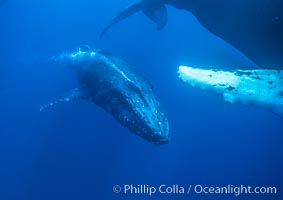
[142,4,168,30]
[40,88,85,111]
[100,0,145,38]
[178,66,283,118]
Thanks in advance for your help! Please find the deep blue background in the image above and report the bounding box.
[0,0,282,199]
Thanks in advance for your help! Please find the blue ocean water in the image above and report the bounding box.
[0,0,282,200]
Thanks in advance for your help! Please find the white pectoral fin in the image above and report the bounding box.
[40,88,84,111]
[178,66,283,117]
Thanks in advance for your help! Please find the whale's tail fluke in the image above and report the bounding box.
[100,0,168,38]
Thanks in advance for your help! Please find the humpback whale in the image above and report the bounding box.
[178,65,283,117]
[100,0,283,68]
[41,46,170,145]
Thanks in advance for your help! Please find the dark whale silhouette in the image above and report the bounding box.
[100,0,283,69]
[41,46,170,145]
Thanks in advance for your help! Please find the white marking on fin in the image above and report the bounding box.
[40,88,84,111]
[178,66,283,117]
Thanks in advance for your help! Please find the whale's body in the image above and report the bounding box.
[101,0,283,68]
[41,46,170,145]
